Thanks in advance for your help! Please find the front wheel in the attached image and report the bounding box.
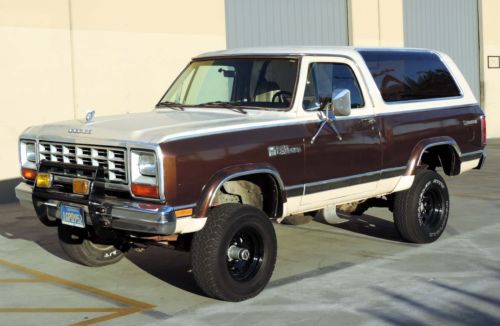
[393,170,450,243]
[191,204,277,302]
[58,225,124,267]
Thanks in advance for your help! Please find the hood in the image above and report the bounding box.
[22,108,296,146]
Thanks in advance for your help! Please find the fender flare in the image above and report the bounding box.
[404,136,462,176]
[195,163,286,218]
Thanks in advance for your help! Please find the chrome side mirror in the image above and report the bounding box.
[331,89,351,117]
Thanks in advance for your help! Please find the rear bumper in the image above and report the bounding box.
[16,182,178,235]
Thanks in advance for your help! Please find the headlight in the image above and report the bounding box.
[130,150,159,199]
[138,153,157,177]
[20,140,37,180]
[26,143,36,163]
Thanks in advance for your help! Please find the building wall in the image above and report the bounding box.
[0,0,226,188]
[225,0,349,48]
[480,0,500,138]
[349,0,404,47]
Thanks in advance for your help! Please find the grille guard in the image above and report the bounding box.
[32,161,112,230]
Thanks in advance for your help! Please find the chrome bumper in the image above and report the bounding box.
[15,182,177,235]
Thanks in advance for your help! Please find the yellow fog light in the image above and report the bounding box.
[73,178,90,195]
[36,173,52,188]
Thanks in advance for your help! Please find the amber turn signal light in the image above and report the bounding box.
[131,183,159,198]
[73,178,90,195]
[175,208,193,218]
[21,167,37,180]
[35,173,52,188]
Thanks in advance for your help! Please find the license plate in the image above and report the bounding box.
[60,204,85,228]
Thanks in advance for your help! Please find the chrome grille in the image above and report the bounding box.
[38,141,127,183]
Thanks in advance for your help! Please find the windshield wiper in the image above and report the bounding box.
[197,101,247,114]
[155,101,185,111]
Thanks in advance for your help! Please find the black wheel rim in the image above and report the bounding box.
[226,226,264,282]
[418,186,444,228]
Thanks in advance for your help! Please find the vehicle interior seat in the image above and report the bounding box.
[254,79,280,102]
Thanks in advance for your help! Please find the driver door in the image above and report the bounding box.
[300,57,382,209]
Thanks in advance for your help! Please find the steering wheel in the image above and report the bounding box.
[272,91,293,105]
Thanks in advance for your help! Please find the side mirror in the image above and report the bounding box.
[331,89,351,117]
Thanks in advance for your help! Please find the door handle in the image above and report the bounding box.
[361,117,376,125]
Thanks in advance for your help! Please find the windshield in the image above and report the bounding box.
[158,57,299,110]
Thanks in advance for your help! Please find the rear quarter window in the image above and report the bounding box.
[358,50,461,103]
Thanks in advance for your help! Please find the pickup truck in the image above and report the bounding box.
[16,47,486,301]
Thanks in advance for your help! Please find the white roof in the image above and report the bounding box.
[195,46,434,59]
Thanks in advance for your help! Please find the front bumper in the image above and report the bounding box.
[16,182,177,235]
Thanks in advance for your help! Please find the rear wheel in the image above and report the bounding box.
[191,204,277,301]
[58,225,124,267]
[393,170,449,243]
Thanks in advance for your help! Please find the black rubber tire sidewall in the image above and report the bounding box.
[191,204,277,302]
[58,225,124,267]
[393,170,450,244]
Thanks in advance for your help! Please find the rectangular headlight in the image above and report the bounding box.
[130,150,159,199]
[20,140,37,170]
[138,153,157,177]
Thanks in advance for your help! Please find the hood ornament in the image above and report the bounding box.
[85,110,95,123]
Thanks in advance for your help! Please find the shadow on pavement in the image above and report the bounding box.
[313,212,405,242]
[0,202,70,262]
[126,247,205,296]
[362,280,500,325]
[0,178,21,204]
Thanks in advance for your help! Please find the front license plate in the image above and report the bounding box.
[60,204,85,228]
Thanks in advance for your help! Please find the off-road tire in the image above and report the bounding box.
[191,204,277,302]
[58,225,124,267]
[393,170,450,243]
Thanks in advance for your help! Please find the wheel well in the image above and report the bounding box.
[419,145,460,176]
[212,174,283,218]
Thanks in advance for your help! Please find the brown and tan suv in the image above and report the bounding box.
[16,47,486,301]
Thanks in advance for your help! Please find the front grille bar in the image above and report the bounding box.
[38,141,127,184]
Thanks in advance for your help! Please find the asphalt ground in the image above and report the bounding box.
[0,139,498,325]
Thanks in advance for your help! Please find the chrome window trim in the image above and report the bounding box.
[301,61,367,111]
[300,54,375,108]
[157,56,303,113]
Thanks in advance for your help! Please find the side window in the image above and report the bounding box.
[303,63,365,110]
[359,50,461,102]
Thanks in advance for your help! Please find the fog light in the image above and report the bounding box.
[73,178,90,195]
[36,173,52,188]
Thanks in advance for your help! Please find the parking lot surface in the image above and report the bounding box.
[0,140,498,325]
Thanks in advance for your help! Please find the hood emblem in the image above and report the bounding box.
[68,128,92,135]
[85,110,95,123]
